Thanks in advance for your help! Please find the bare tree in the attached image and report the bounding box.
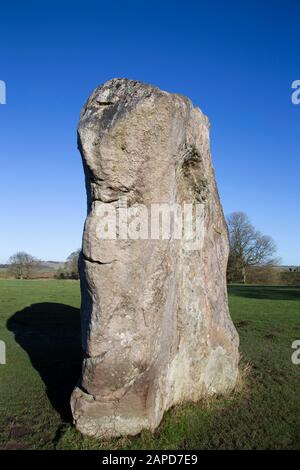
[8,252,40,279]
[55,249,81,280]
[227,212,279,283]
[66,249,81,279]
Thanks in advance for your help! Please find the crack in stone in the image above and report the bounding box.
[96,100,114,106]
[82,253,117,265]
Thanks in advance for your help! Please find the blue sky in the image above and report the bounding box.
[0,0,299,264]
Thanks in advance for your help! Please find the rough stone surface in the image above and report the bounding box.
[71,78,239,438]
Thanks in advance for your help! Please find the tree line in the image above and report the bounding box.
[5,250,80,280]
[3,212,298,285]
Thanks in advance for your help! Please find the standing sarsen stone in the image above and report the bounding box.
[71,78,239,438]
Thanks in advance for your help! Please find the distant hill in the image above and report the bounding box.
[38,261,65,270]
[278,265,300,272]
[0,260,65,278]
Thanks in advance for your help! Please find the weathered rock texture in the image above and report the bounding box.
[71,78,239,438]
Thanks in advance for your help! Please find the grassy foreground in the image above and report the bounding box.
[0,280,299,450]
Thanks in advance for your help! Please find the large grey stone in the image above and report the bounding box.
[71,78,239,438]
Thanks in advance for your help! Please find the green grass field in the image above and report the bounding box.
[0,280,299,450]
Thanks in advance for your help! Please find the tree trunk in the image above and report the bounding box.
[242,266,247,284]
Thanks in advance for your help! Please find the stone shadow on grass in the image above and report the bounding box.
[7,303,82,422]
